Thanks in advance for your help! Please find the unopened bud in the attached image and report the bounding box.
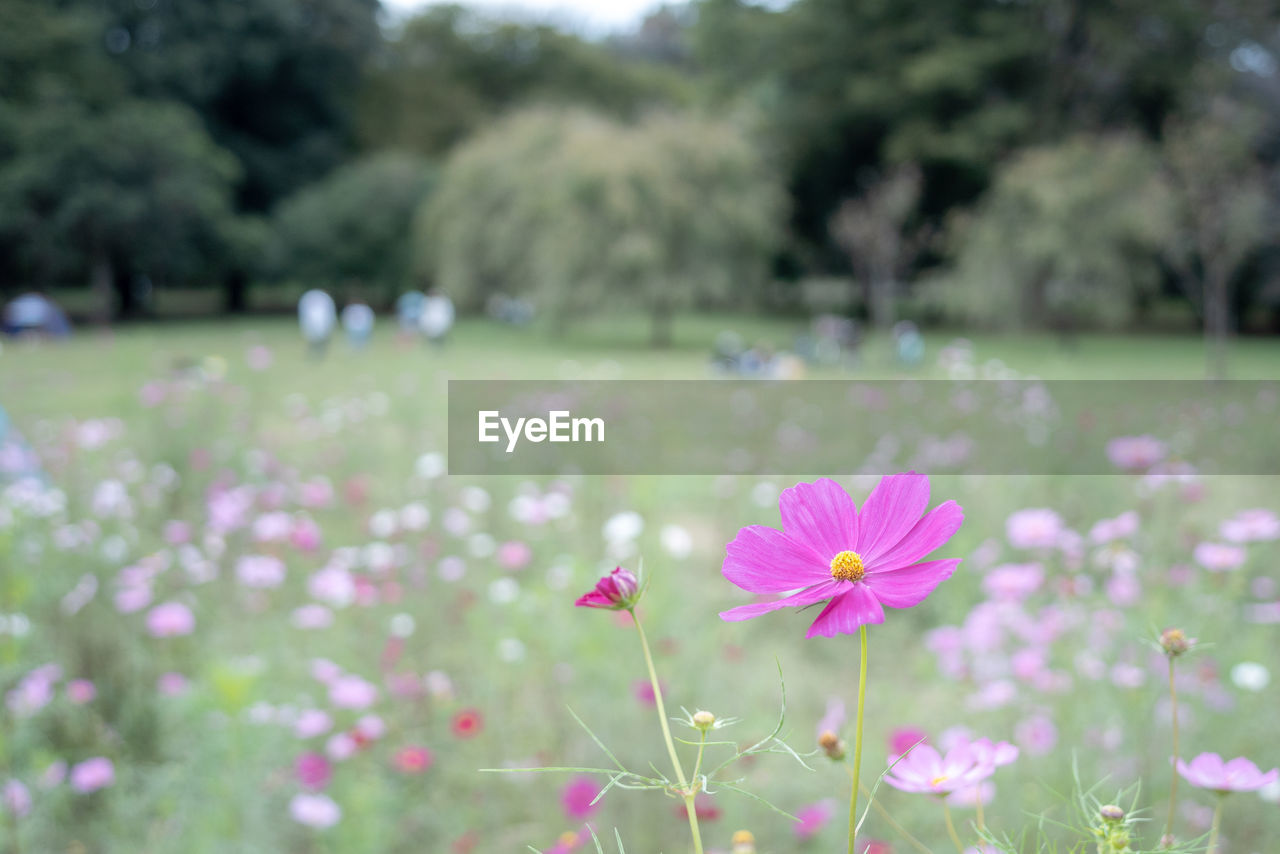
[818,730,847,761]
[1159,628,1192,657]
[1100,804,1124,822]
[693,710,716,730]
[731,829,756,854]
[1159,833,1176,849]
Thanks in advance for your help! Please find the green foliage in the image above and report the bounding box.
[359,6,692,157]
[420,108,785,345]
[0,100,240,289]
[927,136,1174,330]
[266,151,435,299]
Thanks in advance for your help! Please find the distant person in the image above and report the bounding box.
[341,302,375,349]
[298,290,337,358]
[419,292,455,346]
[893,320,925,368]
[2,293,72,338]
[395,291,426,338]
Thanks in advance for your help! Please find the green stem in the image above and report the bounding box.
[975,795,984,833]
[942,802,965,854]
[1164,657,1179,841]
[847,624,869,854]
[631,610,702,854]
[1206,799,1222,854]
[692,730,708,789]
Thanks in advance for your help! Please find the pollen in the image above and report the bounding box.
[830,550,865,582]
[930,774,949,788]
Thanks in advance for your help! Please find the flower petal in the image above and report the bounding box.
[719,580,841,622]
[858,473,932,561]
[869,501,964,572]
[779,478,859,558]
[805,584,885,638]
[722,525,830,593]
[863,559,960,609]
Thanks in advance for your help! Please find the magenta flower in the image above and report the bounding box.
[1175,753,1279,794]
[793,799,837,839]
[884,736,1014,795]
[575,567,639,611]
[719,475,963,638]
[560,775,603,821]
[69,757,115,794]
[295,752,332,791]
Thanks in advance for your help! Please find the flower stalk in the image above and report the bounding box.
[846,624,869,854]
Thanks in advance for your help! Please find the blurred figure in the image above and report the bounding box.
[2,293,72,338]
[419,291,455,347]
[298,290,336,358]
[341,302,375,349]
[395,291,426,341]
[893,320,925,368]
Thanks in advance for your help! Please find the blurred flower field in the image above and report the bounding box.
[2,320,1279,853]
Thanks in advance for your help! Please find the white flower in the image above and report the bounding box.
[1231,662,1270,692]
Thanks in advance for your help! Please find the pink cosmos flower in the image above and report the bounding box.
[890,726,928,755]
[560,775,603,821]
[793,799,836,839]
[146,602,195,637]
[295,753,332,790]
[982,563,1044,601]
[1220,509,1280,543]
[157,672,188,696]
[295,709,333,739]
[2,780,31,819]
[497,540,533,570]
[1176,753,1278,793]
[69,758,115,794]
[883,742,995,795]
[236,555,286,589]
[1014,714,1058,756]
[328,675,377,710]
[719,475,963,638]
[289,792,341,829]
[1194,542,1246,572]
[66,679,95,705]
[1106,435,1167,471]
[575,567,639,611]
[1005,509,1063,550]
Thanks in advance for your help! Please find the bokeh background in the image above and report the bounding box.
[2,1,1280,852]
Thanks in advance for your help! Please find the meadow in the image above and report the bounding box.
[2,317,1279,854]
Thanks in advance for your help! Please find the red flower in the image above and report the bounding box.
[451,708,484,739]
[393,745,435,774]
[676,794,721,821]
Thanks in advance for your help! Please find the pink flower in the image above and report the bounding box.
[2,780,31,818]
[291,517,323,552]
[295,709,333,739]
[817,698,847,739]
[1089,511,1139,544]
[883,741,997,795]
[1176,753,1279,793]
[325,732,357,761]
[946,781,995,808]
[69,757,114,794]
[66,679,95,704]
[289,792,341,829]
[497,540,532,570]
[291,605,333,630]
[146,602,195,637]
[1194,542,1246,572]
[793,799,836,839]
[1220,509,1280,543]
[393,745,434,774]
[295,753,332,790]
[560,775,602,821]
[889,726,928,756]
[719,475,963,638]
[157,672,188,696]
[1106,435,1167,471]
[1014,714,1058,756]
[236,555,286,589]
[982,563,1044,600]
[328,675,377,710]
[575,567,640,611]
[633,679,659,706]
[1005,509,1063,550]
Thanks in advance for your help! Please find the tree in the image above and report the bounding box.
[829,165,925,329]
[0,101,240,318]
[419,108,785,346]
[266,152,435,302]
[358,6,691,158]
[927,136,1173,334]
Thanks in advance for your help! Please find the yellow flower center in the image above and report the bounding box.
[558,832,578,845]
[829,550,865,582]
[930,774,949,788]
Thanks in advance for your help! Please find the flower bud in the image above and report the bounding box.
[731,830,756,854]
[818,730,847,761]
[1100,804,1124,822]
[1159,833,1176,849]
[574,567,641,611]
[1159,628,1193,657]
[693,710,716,730]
